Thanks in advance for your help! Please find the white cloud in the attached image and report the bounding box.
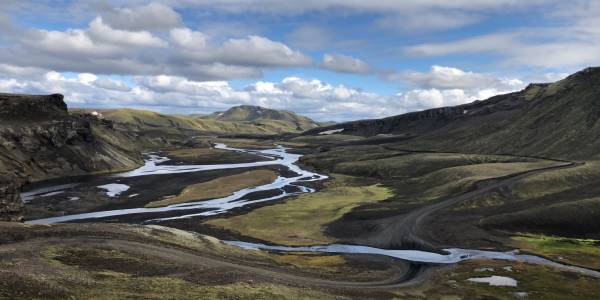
[382,65,527,112]
[0,66,530,121]
[87,17,168,48]
[0,16,310,81]
[169,28,208,49]
[218,35,312,67]
[321,54,371,74]
[101,2,182,31]
[391,65,523,90]
[17,17,166,60]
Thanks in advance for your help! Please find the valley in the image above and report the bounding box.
[2,67,600,300]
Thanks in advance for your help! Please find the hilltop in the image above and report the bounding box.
[203,105,322,132]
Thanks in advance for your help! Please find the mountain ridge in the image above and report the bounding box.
[75,105,321,135]
[305,67,600,160]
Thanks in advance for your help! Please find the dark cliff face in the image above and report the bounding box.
[0,93,144,221]
[0,93,68,119]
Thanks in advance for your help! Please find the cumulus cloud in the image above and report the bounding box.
[101,2,182,31]
[0,15,310,81]
[381,65,526,112]
[321,54,371,74]
[390,65,523,90]
[0,66,529,121]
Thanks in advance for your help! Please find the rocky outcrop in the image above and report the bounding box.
[0,93,68,119]
[0,177,24,222]
[0,93,145,221]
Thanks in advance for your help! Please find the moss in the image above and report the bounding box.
[206,176,393,245]
[512,161,600,200]
[77,276,342,300]
[165,147,264,163]
[397,259,600,300]
[412,161,557,204]
[146,170,278,207]
[512,234,600,269]
[331,152,539,179]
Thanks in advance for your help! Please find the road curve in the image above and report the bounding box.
[358,161,582,251]
[0,236,431,290]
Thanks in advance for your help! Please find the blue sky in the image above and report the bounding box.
[1,1,598,121]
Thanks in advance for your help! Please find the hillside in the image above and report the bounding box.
[203,105,321,132]
[78,105,321,136]
[305,67,600,160]
[0,93,144,221]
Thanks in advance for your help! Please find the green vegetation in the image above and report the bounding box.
[146,170,278,208]
[411,161,558,204]
[398,259,600,300]
[164,147,267,164]
[203,105,321,132]
[511,161,600,200]
[512,234,600,269]
[289,134,364,144]
[331,153,540,179]
[303,145,556,206]
[75,279,340,300]
[79,105,322,135]
[1,223,399,299]
[210,137,278,149]
[206,175,393,245]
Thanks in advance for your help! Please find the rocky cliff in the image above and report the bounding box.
[0,93,145,221]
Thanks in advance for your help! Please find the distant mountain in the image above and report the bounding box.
[305,67,600,160]
[202,105,322,132]
[77,105,321,135]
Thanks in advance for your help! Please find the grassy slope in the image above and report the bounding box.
[164,147,269,164]
[402,259,600,300]
[206,175,392,245]
[0,223,348,300]
[302,146,556,206]
[81,106,321,135]
[146,170,278,208]
[204,105,321,132]
[512,234,600,269]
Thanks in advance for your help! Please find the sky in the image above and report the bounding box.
[0,1,598,121]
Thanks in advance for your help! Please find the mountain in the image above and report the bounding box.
[203,105,321,132]
[0,93,144,221]
[77,105,321,136]
[305,67,600,160]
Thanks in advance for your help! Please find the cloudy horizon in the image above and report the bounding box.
[1,1,597,121]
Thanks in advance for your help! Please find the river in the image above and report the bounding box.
[23,144,600,278]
